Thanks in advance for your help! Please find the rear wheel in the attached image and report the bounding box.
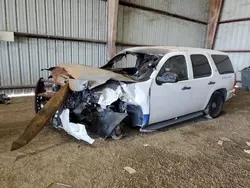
[204,92,224,118]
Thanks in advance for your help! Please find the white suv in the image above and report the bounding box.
[32,46,235,142]
[12,47,236,150]
[102,46,236,130]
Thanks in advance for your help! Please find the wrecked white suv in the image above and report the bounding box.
[11,47,236,150]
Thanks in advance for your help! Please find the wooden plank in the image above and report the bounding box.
[206,0,224,49]
[107,0,119,60]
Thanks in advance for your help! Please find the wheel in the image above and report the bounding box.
[204,92,224,118]
[110,125,124,140]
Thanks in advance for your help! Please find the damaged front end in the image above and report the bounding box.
[11,51,161,150]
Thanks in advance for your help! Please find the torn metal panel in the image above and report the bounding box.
[57,64,136,90]
[60,109,94,144]
[89,108,127,139]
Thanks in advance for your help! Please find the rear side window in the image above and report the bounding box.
[211,55,234,74]
[191,55,212,79]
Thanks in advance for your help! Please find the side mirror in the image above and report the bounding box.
[156,72,178,85]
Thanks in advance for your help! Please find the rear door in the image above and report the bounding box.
[187,53,215,112]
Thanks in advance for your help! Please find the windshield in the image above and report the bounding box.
[103,53,162,81]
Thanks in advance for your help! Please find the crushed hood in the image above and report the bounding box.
[55,64,136,90]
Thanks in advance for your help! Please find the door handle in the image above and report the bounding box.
[182,86,191,90]
[208,81,216,85]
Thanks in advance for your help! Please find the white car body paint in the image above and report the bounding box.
[146,48,235,125]
[97,80,152,126]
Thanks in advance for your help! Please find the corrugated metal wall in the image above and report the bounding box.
[214,0,250,81]
[0,0,107,96]
[120,0,210,22]
[117,0,210,51]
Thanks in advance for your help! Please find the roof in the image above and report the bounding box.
[120,46,227,56]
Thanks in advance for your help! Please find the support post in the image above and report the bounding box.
[206,0,224,49]
[107,0,119,60]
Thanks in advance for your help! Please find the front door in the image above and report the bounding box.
[149,53,193,124]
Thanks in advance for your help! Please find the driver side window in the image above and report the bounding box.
[158,55,188,81]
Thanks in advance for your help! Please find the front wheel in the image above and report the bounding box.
[204,92,224,118]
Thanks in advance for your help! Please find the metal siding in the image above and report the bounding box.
[16,0,27,32]
[26,0,37,33]
[71,41,79,64]
[45,0,55,35]
[1,0,107,96]
[28,38,40,84]
[121,0,210,22]
[6,0,17,31]
[63,0,71,37]
[47,39,56,67]
[221,0,250,21]
[54,0,63,36]
[99,0,107,41]
[56,40,64,64]
[79,0,86,38]
[0,0,6,30]
[18,37,31,85]
[93,0,99,40]
[2,0,107,40]
[0,41,11,86]
[117,6,207,47]
[36,0,46,34]
[71,0,79,38]
[85,0,93,39]
[63,41,72,63]
[117,6,124,42]
[0,39,106,88]
[8,41,21,86]
[85,43,93,66]
[79,42,87,65]
[38,39,48,79]
[215,22,250,50]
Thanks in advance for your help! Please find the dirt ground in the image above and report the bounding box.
[0,90,250,188]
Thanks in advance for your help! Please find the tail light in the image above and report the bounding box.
[233,72,236,89]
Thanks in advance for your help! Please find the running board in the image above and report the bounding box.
[142,111,203,131]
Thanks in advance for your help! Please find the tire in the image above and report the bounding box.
[110,124,124,140]
[204,91,224,119]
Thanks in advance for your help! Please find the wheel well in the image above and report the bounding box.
[215,88,227,102]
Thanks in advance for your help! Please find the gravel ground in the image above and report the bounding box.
[0,89,250,188]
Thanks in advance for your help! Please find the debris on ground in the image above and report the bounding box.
[143,144,150,147]
[219,137,231,142]
[244,149,250,154]
[218,140,223,146]
[0,94,10,104]
[246,141,250,146]
[124,166,137,174]
[47,182,72,188]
